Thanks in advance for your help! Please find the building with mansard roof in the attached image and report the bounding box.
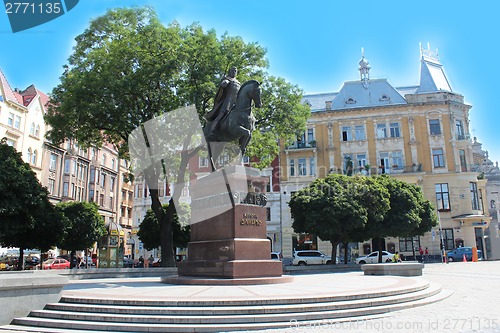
[0,69,134,265]
[279,45,490,261]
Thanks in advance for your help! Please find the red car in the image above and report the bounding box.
[42,258,70,270]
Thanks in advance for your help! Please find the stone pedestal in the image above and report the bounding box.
[177,166,283,279]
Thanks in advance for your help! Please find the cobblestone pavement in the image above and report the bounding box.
[240,261,500,333]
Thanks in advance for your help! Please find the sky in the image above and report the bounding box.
[1,0,499,162]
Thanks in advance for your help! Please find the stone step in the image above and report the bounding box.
[1,284,450,332]
[58,279,430,307]
[42,282,439,317]
[0,314,391,333]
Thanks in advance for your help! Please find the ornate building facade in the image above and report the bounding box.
[471,138,500,259]
[0,68,134,265]
[279,45,490,260]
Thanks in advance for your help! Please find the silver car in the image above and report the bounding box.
[355,251,394,264]
[292,250,332,266]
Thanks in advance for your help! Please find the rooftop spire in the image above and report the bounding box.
[420,42,440,64]
[417,42,452,93]
[358,47,370,88]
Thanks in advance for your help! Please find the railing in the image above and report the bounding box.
[286,142,316,149]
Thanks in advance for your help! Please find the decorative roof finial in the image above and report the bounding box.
[359,47,370,88]
[420,42,440,63]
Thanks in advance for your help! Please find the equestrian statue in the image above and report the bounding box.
[204,66,262,171]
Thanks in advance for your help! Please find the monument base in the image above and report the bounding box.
[180,165,283,281]
[177,259,283,279]
[162,274,293,286]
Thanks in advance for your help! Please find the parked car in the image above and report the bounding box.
[446,247,483,262]
[123,257,134,268]
[355,251,395,264]
[42,258,70,270]
[271,251,282,260]
[292,250,332,266]
[57,255,78,268]
[24,256,40,270]
[152,258,162,267]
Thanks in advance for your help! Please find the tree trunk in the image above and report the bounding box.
[70,250,76,269]
[377,237,383,263]
[144,165,176,267]
[330,241,339,265]
[343,242,349,264]
[17,248,25,271]
[143,137,199,268]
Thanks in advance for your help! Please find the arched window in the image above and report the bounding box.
[27,148,32,163]
[111,158,116,170]
[102,154,106,166]
[29,123,35,136]
[35,125,40,137]
[32,150,37,165]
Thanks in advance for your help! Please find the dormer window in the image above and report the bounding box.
[346,98,356,105]
[379,95,390,102]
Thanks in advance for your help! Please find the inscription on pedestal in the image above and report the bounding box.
[240,213,262,226]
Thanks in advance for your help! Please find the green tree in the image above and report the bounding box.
[364,175,438,262]
[137,203,190,251]
[46,7,309,266]
[57,201,107,266]
[0,139,64,270]
[289,174,390,264]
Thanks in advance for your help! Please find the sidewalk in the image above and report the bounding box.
[240,261,500,333]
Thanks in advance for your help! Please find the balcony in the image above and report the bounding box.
[456,134,471,141]
[373,164,423,175]
[286,141,316,150]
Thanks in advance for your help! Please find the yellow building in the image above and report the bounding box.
[280,45,490,261]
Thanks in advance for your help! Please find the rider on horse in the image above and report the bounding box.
[205,66,241,139]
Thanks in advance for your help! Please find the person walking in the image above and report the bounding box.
[148,255,154,268]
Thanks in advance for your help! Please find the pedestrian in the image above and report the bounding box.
[392,252,402,263]
[419,246,424,262]
[425,247,429,262]
[148,255,154,268]
[138,256,144,268]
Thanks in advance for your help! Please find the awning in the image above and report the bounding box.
[451,214,491,228]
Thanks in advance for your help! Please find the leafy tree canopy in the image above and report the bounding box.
[45,7,310,168]
[45,7,310,266]
[137,203,190,251]
[57,201,107,252]
[366,175,438,238]
[289,174,390,263]
[0,139,64,269]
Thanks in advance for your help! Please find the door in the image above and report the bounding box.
[367,252,378,264]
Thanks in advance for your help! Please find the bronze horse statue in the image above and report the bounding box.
[204,80,262,170]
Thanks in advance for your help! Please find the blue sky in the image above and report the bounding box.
[1,1,499,162]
